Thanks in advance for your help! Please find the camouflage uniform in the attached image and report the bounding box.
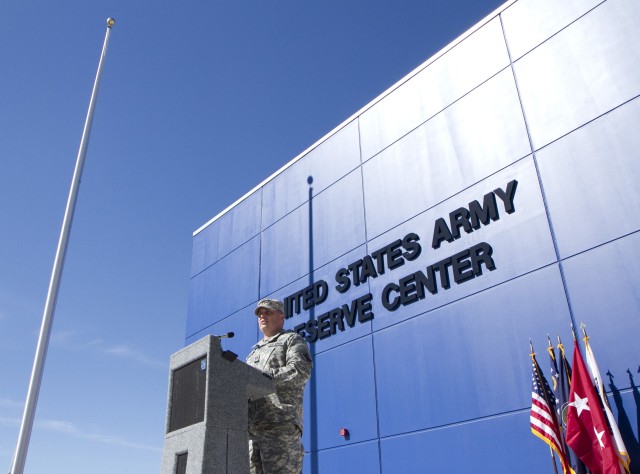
[246,330,312,474]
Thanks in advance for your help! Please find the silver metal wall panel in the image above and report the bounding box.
[362,68,530,239]
[259,203,309,297]
[187,236,261,333]
[501,0,603,60]
[379,412,551,474]
[562,232,640,385]
[261,120,361,229]
[190,189,262,277]
[308,441,380,474]
[365,157,556,332]
[260,169,366,296]
[358,18,510,162]
[537,97,640,258]
[373,264,573,437]
[302,336,379,451]
[514,0,640,150]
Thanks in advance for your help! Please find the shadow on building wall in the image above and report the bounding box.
[607,368,640,474]
[307,175,319,474]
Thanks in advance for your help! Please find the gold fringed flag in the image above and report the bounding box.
[531,347,572,473]
[583,332,630,473]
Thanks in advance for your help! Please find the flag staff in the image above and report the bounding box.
[556,335,567,366]
[580,323,588,340]
[9,18,115,474]
[530,340,560,474]
[547,335,555,366]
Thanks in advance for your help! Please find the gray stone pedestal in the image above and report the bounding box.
[160,335,275,474]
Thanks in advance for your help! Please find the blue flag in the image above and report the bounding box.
[557,340,588,474]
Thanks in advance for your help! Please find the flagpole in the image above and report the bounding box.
[530,341,560,474]
[557,336,565,359]
[9,18,115,474]
[549,448,560,474]
[545,335,561,474]
[580,324,587,340]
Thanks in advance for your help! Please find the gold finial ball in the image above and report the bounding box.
[107,18,115,27]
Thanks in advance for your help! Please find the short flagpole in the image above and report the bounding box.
[530,341,560,474]
[546,336,561,474]
[549,447,559,474]
[9,18,115,474]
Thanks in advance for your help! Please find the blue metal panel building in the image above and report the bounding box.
[186,0,640,472]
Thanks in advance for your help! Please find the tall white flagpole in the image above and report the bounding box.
[10,18,115,474]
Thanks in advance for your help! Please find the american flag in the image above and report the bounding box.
[530,353,572,473]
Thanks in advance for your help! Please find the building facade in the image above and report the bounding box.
[186,0,640,471]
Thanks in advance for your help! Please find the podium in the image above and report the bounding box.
[160,335,275,474]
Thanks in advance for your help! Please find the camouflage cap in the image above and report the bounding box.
[254,298,284,315]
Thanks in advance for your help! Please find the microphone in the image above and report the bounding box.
[215,331,235,339]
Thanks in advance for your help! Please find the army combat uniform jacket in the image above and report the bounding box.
[246,330,312,431]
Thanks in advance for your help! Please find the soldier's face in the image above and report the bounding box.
[256,309,285,337]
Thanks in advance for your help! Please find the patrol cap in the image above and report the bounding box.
[254,298,284,315]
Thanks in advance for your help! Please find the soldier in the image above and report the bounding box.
[246,298,313,474]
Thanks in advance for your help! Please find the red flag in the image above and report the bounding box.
[565,341,621,474]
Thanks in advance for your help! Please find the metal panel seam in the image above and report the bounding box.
[498,12,579,334]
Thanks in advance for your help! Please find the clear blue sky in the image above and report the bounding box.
[1,1,505,472]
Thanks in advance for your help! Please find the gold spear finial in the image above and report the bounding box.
[556,334,565,357]
[581,322,588,341]
[529,339,535,358]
